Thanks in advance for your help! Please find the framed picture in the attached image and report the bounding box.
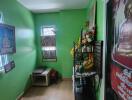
[106,0,132,100]
[0,24,16,54]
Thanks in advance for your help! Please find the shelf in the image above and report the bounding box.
[74,72,96,78]
[73,25,98,100]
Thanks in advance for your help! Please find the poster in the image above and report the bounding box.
[110,0,132,100]
[0,24,16,54]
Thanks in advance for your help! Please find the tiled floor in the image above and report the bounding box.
[21,80,74,100]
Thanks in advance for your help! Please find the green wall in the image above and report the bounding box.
[96,1,105,100]
[87,0,105,100]
[34,9,87,78]
[0,0,105,99]
[0,0,37,100]
[96,0,105,40]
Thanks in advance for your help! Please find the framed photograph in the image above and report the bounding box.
[0,24,16,54]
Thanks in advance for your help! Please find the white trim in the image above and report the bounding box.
[16,91,24,100]
[101,0,106,100]
[105,0,109,3]
[0,12,4,23]
[41,25,56,36]
[42,46,56,51]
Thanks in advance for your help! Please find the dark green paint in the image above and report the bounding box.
[34,9,87,78]
[0,0,37,100]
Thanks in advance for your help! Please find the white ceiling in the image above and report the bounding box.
[17,0,88,13]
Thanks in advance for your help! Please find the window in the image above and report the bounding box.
[41,26,56,61]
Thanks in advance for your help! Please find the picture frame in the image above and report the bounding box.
[0,23,16,54]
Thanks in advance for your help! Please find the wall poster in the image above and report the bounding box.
[0,24,16,54]
[109,0,132,100]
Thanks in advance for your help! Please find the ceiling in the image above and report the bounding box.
[17,0,88,13]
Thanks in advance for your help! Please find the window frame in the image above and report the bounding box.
[40,26,57,61]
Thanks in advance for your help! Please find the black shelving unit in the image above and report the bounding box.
[73,25,103,100]
[73,26,96,100]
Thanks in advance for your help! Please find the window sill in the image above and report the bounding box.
[42,58,57,62]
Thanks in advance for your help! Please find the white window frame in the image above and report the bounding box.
[41,26,57,61]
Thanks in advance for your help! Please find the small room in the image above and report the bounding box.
[2,0,131,100]
[0,0,105,100]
